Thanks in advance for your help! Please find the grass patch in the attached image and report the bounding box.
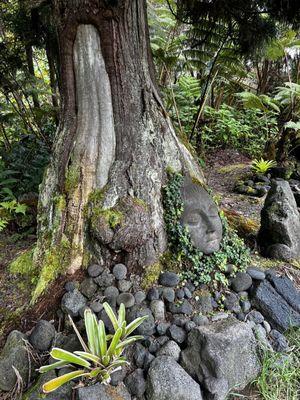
[254,328,300,400]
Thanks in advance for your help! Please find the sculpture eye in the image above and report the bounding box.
[186,213,201,225]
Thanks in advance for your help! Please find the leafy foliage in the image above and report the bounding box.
[163,171,250,288]
[0,199,27,232]
[201,105,278,157]
[252,158,277,174]
[39,304,147,393]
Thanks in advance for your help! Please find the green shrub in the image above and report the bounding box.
[162,171,250,288]
[201,105,278,158]
[0,199,27,232]
[39,304,147,393]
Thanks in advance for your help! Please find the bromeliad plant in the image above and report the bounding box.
[252,158,276,174]
[39,303,147,393]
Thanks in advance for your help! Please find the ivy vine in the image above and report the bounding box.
[162,171,250,288]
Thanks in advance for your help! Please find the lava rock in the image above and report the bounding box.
[168,299,193,315]
[252,324,272,351]
[246,310,265,324]
[267,274,300,313]
[125,368,146,397]
[113,263,127,280]
[94,269,115,289]
[134,290,146,304]
[203,377,229,400]
[172,315,188,327]
[267,243,293,261]
[168,325,186,344]
[29,320,56,351]
[61,289,87,317]
[159,271,180,287]
[175,288,185,299]
[270,329,289,352]
[147,287,159,301]
[251,280,300,331]
[162,287,175,303]
[77,383,131,400]
[183,287,192,299]
[128,306,155,336]
[193,315,209,326]
[195,293,214,314]
[117,292,135,308]
[231,272,253,292]
[150,300,165,321]
[247,267,266,281]
[146,356,203,400]
[87,264,103,278]
[0,331,32,391]
[258,180,300,260]
[80,278,98,299]
[224,292,241,313]
[64,281,77,292]
[181,318,260,398]
[156,340,181,361]
[185,320,197,332]
[89,300,103,313]
[118,279,132,292]
[133,343,148,368]
[156,322,170,336]
[241,300,251,313]
[104,286,119,300]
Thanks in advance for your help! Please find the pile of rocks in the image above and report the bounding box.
[1,264,299,400]
[234,175,270,197]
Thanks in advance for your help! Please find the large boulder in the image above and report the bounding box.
[146,356,203,400]
[267,273,300,313]
[257,180,300,260]
[181,318,260,400]
[0,331,33,391]
[251,280,300,332]
[77,383,131,400]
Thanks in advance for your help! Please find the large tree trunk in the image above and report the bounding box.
[33,0,204,300]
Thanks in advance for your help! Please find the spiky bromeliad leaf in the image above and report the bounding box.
[50,348,91,368]
[42,370,89,393]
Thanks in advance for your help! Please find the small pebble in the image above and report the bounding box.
[176,288,185,300]
[117,293,135,308]
[159,271,180,287]
[88,264,103,278]
[193,315,209,326]
[163,288,175,303]
[118,280,132,292]
[156,322,170,336]
[89,300,103,313]
[113,264,127,280]
[168,324,186,344]
[147,287,159,301]
[135,290,146,304]
[185,320,196,332]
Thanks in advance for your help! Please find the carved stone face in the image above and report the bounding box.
[180,176,223,254]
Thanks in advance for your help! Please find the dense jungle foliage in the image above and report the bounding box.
[0,0,300,229]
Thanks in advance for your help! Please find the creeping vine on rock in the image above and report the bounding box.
[162,170,250,287]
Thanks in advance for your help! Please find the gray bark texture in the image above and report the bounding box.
[34,0,204,293]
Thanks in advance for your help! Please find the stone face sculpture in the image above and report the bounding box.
[258,180,300,260]
[180,176,223,254]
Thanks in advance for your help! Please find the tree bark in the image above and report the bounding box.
[34,0,204,299]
